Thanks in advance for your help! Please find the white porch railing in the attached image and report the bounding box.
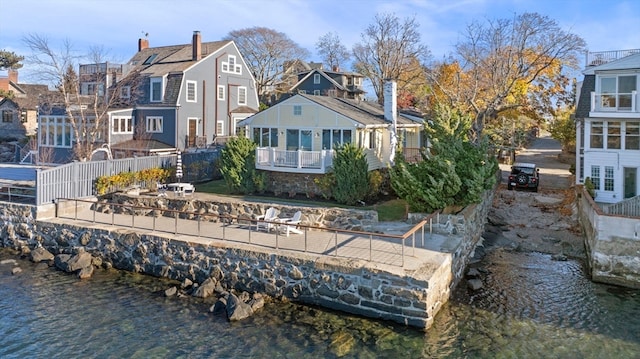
[256,147,334,173]
[590,91,639,113]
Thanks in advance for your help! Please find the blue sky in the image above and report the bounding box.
[1,0,639,83]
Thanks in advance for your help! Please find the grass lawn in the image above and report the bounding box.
[196,179,408,222]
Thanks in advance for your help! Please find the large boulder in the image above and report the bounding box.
[67,252,93,272]
[226,293,254,321]
[192,277,217,298]
[31,247,54,263]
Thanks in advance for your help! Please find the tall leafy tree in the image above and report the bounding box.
[225,27,309,98]
[352,13,429,104]
[316,32,350,70]
[332,143,369,205]
[429,12,586,141]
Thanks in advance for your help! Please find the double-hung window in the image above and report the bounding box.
[591,166,601,190]
[293,105,302,116]
[314,74,320,84]
[150,77,163,102]
[186,81,197,102]
[604,166,614,191]
[217,85,225,101]
[146,116,163,133]
[238,87,247,105]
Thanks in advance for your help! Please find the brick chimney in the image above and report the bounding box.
[138,38,149,52]
[0,70,18,92]
[192,31,202,61]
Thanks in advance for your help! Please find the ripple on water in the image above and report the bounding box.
[1,248,640,359]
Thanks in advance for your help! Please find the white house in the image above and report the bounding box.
[238,81,426,174]
[575,50,640,203]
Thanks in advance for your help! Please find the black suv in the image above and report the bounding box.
[508,162,540,191]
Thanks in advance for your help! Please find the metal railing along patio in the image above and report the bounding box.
[0,182,37,204]
[56,198,438,267]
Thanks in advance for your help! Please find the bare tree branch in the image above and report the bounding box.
[225,27,309,99]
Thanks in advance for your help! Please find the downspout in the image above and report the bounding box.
[227,83,238,136]
[215,52,227,141]
[202,80,206,138]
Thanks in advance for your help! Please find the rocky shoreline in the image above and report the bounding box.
[3,246,269,322]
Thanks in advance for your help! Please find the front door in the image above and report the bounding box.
[188,118,197,147]
[624,167,637,198]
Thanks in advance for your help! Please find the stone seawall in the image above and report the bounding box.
[577,186,640,289]
[0,187,496,329]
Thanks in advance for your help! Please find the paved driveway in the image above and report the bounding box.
[499,132,573,190]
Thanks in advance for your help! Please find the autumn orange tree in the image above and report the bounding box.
[427,12,586,142]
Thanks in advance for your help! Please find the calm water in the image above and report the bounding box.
[1,248,639,359]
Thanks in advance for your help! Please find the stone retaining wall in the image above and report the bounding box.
[104,193,378,231]
[0,186,496,330]
[577,186,640,289]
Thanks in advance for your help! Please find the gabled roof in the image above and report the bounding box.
[290,69,345,92]
[0,83,57,110]
[241,94,423,128]
[128,40,231,77]
[289,68,365,93]
[583,52,640,75]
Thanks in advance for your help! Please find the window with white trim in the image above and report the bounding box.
[625,122,640,150]
[216,121,224,135]
[314,74,320,84]
[252,127,278,147]
[607,121,621,149]
[293,105,302,116]
[40,116,73,147]
[186,81,197,102]
[604,166,614,191]
[590,121,603,148]
[322,129,353,149]
[313,90,320,95]
[221,55,242,74]
[112,117,133,134]
[146,116,163,133]
[150,77,163,102]
[238,86,247,105]
[591,166,601,190]
[217,85,225,101]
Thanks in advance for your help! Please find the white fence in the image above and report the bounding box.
[36,155,175,205]
[604,195,640,218]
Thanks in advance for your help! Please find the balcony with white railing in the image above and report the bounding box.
[590,91,640,116]
[586,49,640,67]
[255,147,334,174]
